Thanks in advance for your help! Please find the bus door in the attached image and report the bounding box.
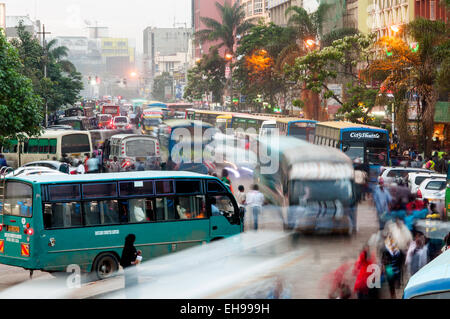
[0,182,35,266]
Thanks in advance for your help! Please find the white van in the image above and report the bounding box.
[259,120,277,138]
[103,134,161,172]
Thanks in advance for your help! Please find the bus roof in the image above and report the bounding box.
[163,119,214,128]
[259,136,352,165]
[403,250,450,299]
[316,121,387,132]
[110,134,157,140]
[8,170,218,185]
[275,118,317,124]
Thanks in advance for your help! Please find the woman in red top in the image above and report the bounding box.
[353,245,378,299]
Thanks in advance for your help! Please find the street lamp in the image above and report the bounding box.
[304,39,318,49]
[390,25,400,34]
[225,53,233,61]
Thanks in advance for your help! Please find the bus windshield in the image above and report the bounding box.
[2,182,33,217]
[290,179,354,206]
[62,134,91,154]
[126,139,156,157]
[343,142,364,163]
[143,118,162,126]
[366,141,388,166]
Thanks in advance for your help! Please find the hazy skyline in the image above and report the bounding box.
[2,0,192,53]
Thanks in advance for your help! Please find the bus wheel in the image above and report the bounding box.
[92,253,119,281]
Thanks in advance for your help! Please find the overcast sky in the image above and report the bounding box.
[2,0,191,53]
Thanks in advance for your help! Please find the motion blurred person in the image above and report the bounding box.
[353,245,378,299]
[373,178,393,230]
[236,185,246,208]
[246,184,265,230]
[381,235,404,299]
[86,153,100,174]
[405,232,428,277]
[221,169,233,193]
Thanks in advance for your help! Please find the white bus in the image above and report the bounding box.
[1,130,93,169]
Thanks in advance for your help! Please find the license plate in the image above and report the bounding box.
[6,225,20,233]
[72,153,81,157]
[136,157,146,162]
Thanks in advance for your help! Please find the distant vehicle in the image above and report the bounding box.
[259,120,277,138]
[380,167,433,185]
[404,250,450,299]
[1,130,93,168]
[101,105,121,118]
[141,115,162,136]
[55,116,93,131]
[22,160,74,174]
[64,107,84,117]
[97,114,113,129]
[112,116,130,130]
[5,166,65,178]
[47,125,74,130]
[103,134,161,172]
[89,129,119,150]
[416,177,446,203]
[407,172,446,195]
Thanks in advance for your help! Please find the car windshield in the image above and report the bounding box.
[143,118,161,126]
[126,139,156,157]
[289,179,354,206]
[115,117,127,123]
[425,180,446,191]
[100,115,111,122]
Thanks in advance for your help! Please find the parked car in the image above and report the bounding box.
[416,177,447,203]
[5,166,65,178]
[22,160,74,174]
[112,116,131,130]
[408,172,446,195]
[379,167,432,185]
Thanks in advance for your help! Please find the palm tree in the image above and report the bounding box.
[194,1,254,56]
[45,39,76,74]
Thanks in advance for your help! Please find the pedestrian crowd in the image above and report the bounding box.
[391,148,449,174]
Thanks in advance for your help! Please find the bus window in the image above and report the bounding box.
[343,142,364,162]
[176,195,206,219]
[207,180,227,193]
[3,182,33,217]
[48,184,81,201]
[82,200,119,226]
[125,139,156,157]
[208,195,235,217]
[43,202,82,229]
[2,140,18,153]
[82,183,117,199]
[128,198,148,223]
[27,139,39,153]
[119,181,154,197]
[176,180,201,194]
[155,197,176,221]
[156,180,174,194]
[39,139,49,154]
[366,141,388,166]
[62,134,91,154]
[49,139,57,154]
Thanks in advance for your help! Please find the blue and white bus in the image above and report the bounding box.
[314,121,390,183]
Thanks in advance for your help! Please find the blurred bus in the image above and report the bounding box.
[1,130,93,168]
[103,134,161,171]
[159,119,217,173]
[64,107,84,117]
[255,136,357,235]
[89,129,118,150]
[145,101,167,109]
[313,121,390,183]
[0,171,243,280]
[275,118,317,142]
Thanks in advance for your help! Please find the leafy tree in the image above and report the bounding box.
[152,72,174,102]
[184,48,226,104]
[0,31,43,141]
[10,22,83,115]
[369,18,449,155]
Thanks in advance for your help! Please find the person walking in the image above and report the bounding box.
[353,245,378,299]
[109,156,120,172]
[0,154,7,168]
[246,184,265,230]
[236,185,246,208]
[120,234,139,298]
[405,232,429,277]
[86,153,100,174]
[381,235,405,299]
[373,178,393,230]
[221,169,233,193]
[75,159,85,175]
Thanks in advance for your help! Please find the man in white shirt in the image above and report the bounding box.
[76,160,85,174]
[246,184,265,230]
[86,154,100,174]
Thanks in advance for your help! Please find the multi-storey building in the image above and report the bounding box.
[267,0,303,26]
[237,0,270,22]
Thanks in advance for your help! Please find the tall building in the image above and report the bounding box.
[192,0,229,60]
[5,15,40,39]
[238,0,270,22]
[143,27,192,92]
[267,0,303,26]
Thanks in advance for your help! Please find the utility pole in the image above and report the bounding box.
[37,24,51,127]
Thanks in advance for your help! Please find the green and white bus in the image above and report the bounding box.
[0,171,243,279]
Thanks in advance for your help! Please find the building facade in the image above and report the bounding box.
[5,15,40,39]
[237,0,270,22]
[0,3,5,35]
[267,0,303,26]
